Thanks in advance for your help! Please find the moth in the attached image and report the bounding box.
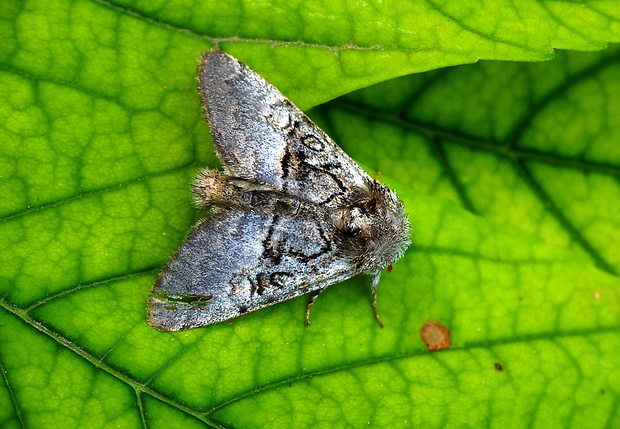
[148,51,411,331]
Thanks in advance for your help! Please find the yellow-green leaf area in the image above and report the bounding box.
[214,334,620,428]
[0,311,141,428]
[1,0,620,427]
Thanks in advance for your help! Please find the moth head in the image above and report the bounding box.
[334,180,411,272]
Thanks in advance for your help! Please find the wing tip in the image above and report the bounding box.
[200,49,230,63]
[147,296,206,332]
[199,50,241,79]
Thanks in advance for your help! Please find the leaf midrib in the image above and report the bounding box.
[2,295,614,419]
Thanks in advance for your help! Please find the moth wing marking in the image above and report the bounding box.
[149,210,357,331]
[198,52,371,205]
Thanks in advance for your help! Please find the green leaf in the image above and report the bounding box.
[1,0,619,428]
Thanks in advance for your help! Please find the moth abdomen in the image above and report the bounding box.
[192,169,245,208]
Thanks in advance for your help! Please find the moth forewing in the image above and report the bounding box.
[148,51,410,331]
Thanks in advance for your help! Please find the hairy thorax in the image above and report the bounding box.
[193,169,410,273]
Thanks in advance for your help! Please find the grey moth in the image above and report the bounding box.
[148,52,410,331]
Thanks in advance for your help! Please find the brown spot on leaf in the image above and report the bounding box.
[420,320,450,351]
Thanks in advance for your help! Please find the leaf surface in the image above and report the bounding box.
[1,0,619,428]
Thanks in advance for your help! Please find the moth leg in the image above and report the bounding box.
[375,169,381,182]
[370,272,384,328]
[305,290,323,326]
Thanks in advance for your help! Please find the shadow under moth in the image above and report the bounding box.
[148,52,411,331]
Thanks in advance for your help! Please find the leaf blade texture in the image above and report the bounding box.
[1,0,620,427]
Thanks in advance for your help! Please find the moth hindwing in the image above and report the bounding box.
[148,51,411,331]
